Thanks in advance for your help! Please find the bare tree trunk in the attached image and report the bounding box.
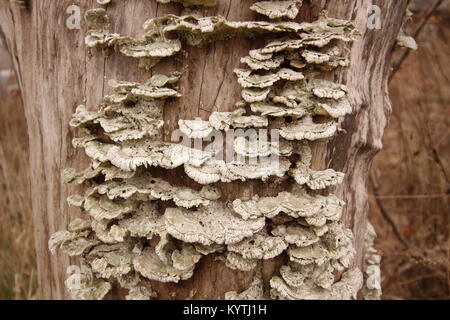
[0,0,407,300]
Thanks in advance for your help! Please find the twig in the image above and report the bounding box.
[435,128,450,148]
[396,273,441,286]
[370,174,450,272]
[417,101,450,184]
[390,0,445,80]
[370,173,412,247]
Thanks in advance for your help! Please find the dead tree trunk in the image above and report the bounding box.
[0,0,408,299]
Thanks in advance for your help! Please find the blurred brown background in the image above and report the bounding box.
[369,0,450,299]
[0,0,448,299]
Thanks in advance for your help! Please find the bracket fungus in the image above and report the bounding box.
[270,268,363,300]
[227,231,288,260]
[50,2,367,300]
[133,247,198,283]
[184,157,291,184]
[280,116,338,141]
[86,171,220,208]
[250,1,303,20]
[363,223,382,300]
[231,189,344,221]
[49,230,99,257]
[396,28,418,50]
[289,142,344,189]
[118,203,166,239]
[208,108,268,131]
[178,118,213,139]
[164,203,266,245]
[224,252,258,272]
[65,261,112,300]
[233,136,293,158]
[85,9,182,69]
[272,224,320,247]
[225,270,264,300]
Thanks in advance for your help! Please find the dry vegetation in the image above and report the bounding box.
[0,72,36,299]
[0,0,448,300]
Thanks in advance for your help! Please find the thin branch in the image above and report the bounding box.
[370,174,450,274]
[370,173,412,247]
[390,0,444,80]
[435,128,450,148]
[417,101,450,184]
[396,273,442,286]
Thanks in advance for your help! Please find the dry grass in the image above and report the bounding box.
[0,88,37,300]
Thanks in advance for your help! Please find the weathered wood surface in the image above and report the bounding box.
[0,0,407,299]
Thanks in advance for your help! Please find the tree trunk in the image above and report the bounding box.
[0,0,408,300]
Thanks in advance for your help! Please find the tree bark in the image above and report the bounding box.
[0,0,407,299]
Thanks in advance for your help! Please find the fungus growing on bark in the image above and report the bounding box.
[227,231,288,260]
[118,202,165,238]
[85,9,356,69]
[118,271,157,300]
[224,252,258,272]
[164,202,266,245]
[145,12,355,44]
[84,9,182,68]
[363,223,382,300]
[280,116,338,141]
[270,268,363,300]
[178,118,213,139]
[250,102,307,118]
[86,171,220,208]
[250,1,302,20]
[231,189,344,221]
[75,139,214,172]
[209,108,268,130]
[271,224,320,247]
[133,247,196,283]
[83,195,134,221]
[88,242,136,278]
[242,87,272,103]
[225,270,264,300]
[241,54,284,71]
[280,261,335,290]
[233,136,293,158]
[184,157,291,184]
[48,230,98,256]
[396,29,418,50]
[65,261,112,300]
[50,2,363,300]
[289,142,344,189]
[194,243,225,255]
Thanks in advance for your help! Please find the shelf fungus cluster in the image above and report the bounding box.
[250,1,303,20]
[50,2,371,300]
[362,223,382,300]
